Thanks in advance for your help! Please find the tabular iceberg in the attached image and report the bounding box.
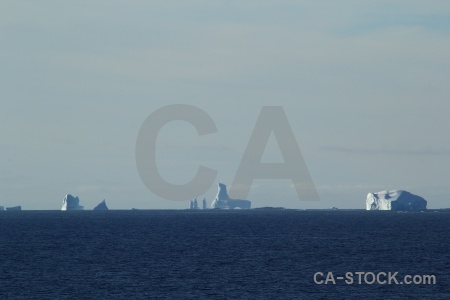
[211,183,251,209]
[61,194,84,211]
[6,206,21,211]
[93,200,109,211]
[366,190,427,211]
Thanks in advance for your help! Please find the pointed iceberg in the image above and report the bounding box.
[193,198,198,209]
[93,200,109,211]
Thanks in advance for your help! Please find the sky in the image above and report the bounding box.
[1,1,450,210]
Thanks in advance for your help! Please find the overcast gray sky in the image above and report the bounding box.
[1,1,450,210]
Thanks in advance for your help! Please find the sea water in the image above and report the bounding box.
[0,210,449,299]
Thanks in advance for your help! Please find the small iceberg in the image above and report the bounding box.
[93,200,109,211]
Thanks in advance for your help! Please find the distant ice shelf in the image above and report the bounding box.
[6,206,21,211]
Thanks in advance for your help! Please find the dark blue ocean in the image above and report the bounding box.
[0,210,449,299]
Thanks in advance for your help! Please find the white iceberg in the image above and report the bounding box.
[61,194,84,211]
[366,190,427,211]
[211,183,251,209]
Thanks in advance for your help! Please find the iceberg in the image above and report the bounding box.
[189,198,200,210]
[93,200,109,211]
[211,183,251,209]
[6,206,21,211]
[366,190,427,211]
[193,198,198,209]
[61,194,84,211]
